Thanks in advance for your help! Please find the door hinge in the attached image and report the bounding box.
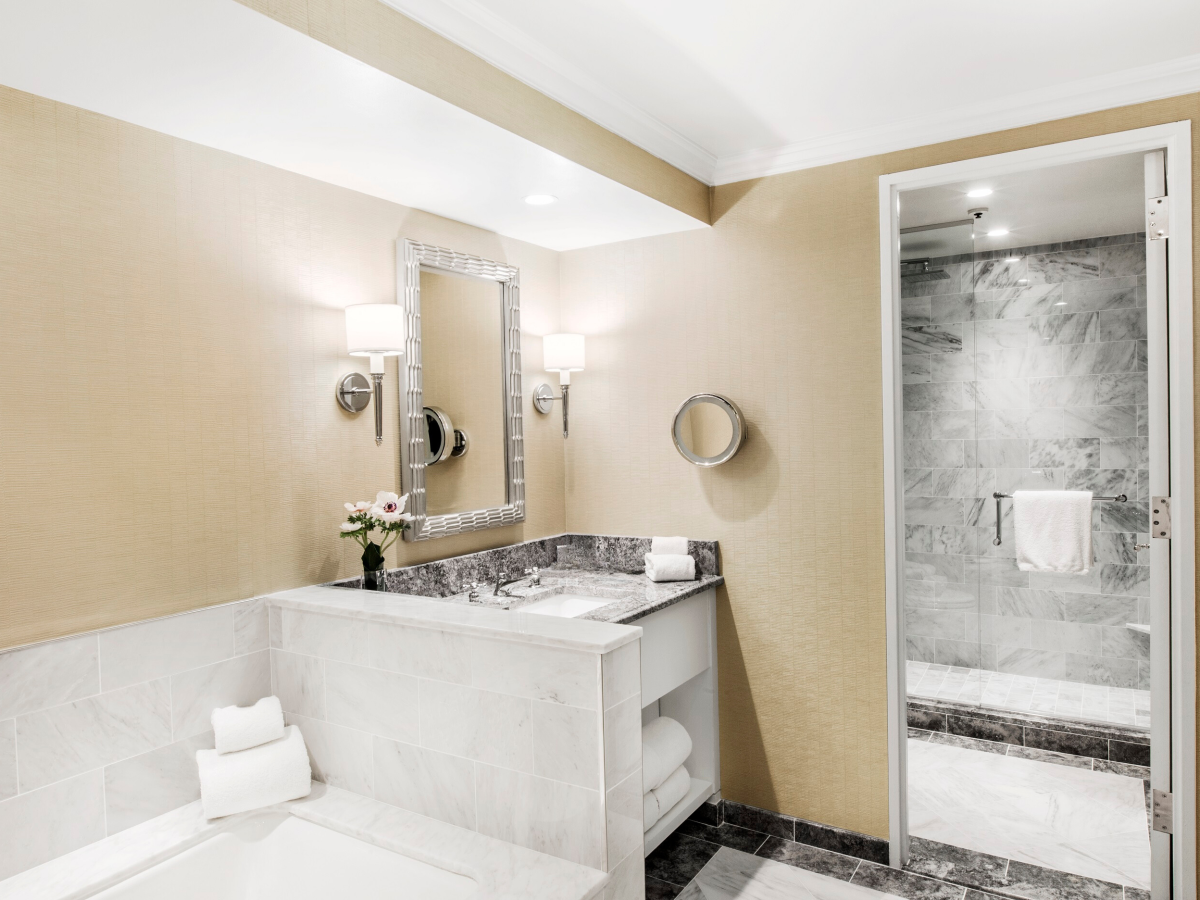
[1147,196,1169,240]
[1152,496,1171,539]
[1153,789,1173,834]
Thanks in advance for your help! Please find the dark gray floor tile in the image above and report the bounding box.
[687,797,723,827]
[646,875,684,899]
[1024,727,1109,760]
[756,836,861,881]
[795,817,890,864]
[1002,859,1124,900]
[1007,745,1094,769]
[910,728,934,741]
[852,860,967,900]
[1109,740,1151,767]
[965,891,1011,900]
[948,714,1023,746]
[1124,888,1150,900]
[905,836,1009,889]
[645,833,721,887]
[909,706,949,732]
[929,731,1008,754]
[723,800,793,839]
[675,819,769,854]
[1094,759,1150,780]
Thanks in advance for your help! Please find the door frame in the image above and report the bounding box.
[877,121,1195,898]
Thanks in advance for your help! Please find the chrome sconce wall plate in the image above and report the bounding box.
[534,333,584,437]
[336,373,372,413]
[671,393,746,467]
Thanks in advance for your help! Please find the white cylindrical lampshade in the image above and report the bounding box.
[345,304,404,356]
[543,333,585,372]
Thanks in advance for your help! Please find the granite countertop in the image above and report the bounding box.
[0,784,607,900]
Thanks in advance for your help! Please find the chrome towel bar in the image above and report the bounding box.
[991,491,1127,546]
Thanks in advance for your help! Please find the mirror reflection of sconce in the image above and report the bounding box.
[337,304,405,445]
[672,393,746,467]
[423,406,468,466]
[533,333,585,438]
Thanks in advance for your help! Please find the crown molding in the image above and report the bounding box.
[712,52,1200,185]
[378,0,717,183]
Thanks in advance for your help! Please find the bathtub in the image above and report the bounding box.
[89,812,476,900]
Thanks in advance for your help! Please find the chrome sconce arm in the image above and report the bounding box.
[534,333,584,439]
[336,369,388,445]
[532,383,570,437]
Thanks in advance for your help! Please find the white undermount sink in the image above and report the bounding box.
[519,594,611,618]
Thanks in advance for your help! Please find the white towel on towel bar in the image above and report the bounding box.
[196,725,311,819]
[651,536,688,555]
[1014,490,1093,575]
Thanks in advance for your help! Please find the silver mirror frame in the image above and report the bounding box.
[399,239,525,540]
[671,393,746,467]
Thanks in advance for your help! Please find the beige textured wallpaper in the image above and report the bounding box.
[560,93,1200,839]
[232,0,710,225]
[0,84,565,650]
[419,269,507,516]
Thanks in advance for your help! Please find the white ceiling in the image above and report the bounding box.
[387,0,1200,185]
[899,152,1146,259]
[0,0,707,251]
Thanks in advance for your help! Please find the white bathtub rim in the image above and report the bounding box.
[0,783,608,900]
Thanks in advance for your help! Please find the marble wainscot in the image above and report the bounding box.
[266,583,647,900]
[327,533,724,624]
[0,783,607,900]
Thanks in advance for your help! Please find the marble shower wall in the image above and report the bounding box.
[902,233,1151,693]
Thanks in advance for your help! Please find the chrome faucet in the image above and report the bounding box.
[493,570,523,597]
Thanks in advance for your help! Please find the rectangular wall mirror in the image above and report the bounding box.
[397,239,525,540]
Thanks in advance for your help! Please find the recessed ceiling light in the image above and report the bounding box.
[1005,257,1021,263]
[524,194,557,206]
[987,229,1009,237]
[1054,301,1068,306]
[968,188,993,198]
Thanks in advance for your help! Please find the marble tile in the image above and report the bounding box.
[16,678,171,791]
[978,408,1064,440]
[1062,593,1138,626]
[646,875,684,899]
[324,661,418,744]
[420,679,533,772]
[905,357,933,384]
[372,736,476,830]
[272,650,326,720]
[1030,621,1102,655]
[1063,342,1137,376]
[723,800,794,840]
[98,606,234,692]
[1094,759,1148,780]
[852,861,966,900]
[281,609,369,665]
[905,383,965,411]
[285,712,372,797]
[0,770,105,881]
[1064,407,1137,439]
[603,848,643,899]
[1003,860,1123,900]
[905,835,1008,888]
[1095,374,1148,408]
[1006,745,1093,770]
[931,293,980,324]
[976,346,1062,380]
[928,732,1007,754]
[1101,502,1149,535]
[533,700,600,789]
[930,411,975,441]
[268,604,283,648]
[1097,245,1145,280]
[1101,626,1148,663]
[1058,281,1141,314]
[1067,469,1137,497]
[103,731,213,834]
[1029,438,1100,469]
[233,598,269,655]
[604,695,642,786]
[475,763,605,869]
[906,552,964,584]
[996,647,1066,680]
[906,441,965,469]
[946,713,1021,745]
[1035,313,1098,346]
[602,640,640,710]
[170,649,271,739]
[1028,375,1097,409]
[1099,438,1148,469]
[989,284,1064,319]
[677,820,770,855]
[1109,741,1150,767]
[756,837,862,881]
[0,720,14,801]
[793,817,890,865]
[1100,565,1149,598]
[976,258,1030,291]
[1026,249,1101,284]
[606,767,644,865]
[976,439,1030,468]
[647,832,723,887]
[0,635,99,720]
[1023,726,1108,760]
[904,324,964,355]
[908,739,1148,888]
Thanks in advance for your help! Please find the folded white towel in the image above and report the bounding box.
[644,764,691,833]
[211,695,285,755]
[196,725,312,819]
[645,553,695,583]
[642,716,692,793]
[651,536,688,556]
[1014,490,1093,574]
[643,791,662,833]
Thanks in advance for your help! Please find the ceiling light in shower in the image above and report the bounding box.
[1005,257,1021,263]
[524,194,557,206]
[987,229,1009,237]
[967,188,993,198]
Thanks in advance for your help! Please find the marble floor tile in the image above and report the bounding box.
[646,832,722,888]
[908,739,1150,888]
[756,836,862,881]
[675,819,771,854]
[646,875,684,899]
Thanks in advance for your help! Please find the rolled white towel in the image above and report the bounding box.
[645,554,695,583]
[642,716,692,793]
[196,725,312,819]
[211,696,285,755]
[645,764,690,832]
[651,536,688,556]
[643,791,663,833]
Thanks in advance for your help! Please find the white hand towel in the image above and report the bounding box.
[651,536,688,556]
[212,695,285,755]
[645,553,695,583]
[643,791,663,832]
[196,725,312,819]
[642,716,692,793]
[1014,490,1093,574]
[644,765,690,832]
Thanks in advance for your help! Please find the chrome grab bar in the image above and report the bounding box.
[991,491,1127,547]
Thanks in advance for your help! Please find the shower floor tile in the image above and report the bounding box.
[906,661,1150,729]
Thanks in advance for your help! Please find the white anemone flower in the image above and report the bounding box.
[344,501,371,514]
[339,521,364,532]
[374,491,402,515]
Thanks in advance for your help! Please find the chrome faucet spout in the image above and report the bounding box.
[493,570,522,597]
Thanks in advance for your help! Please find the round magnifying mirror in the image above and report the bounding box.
[672,394,745,467]
[423,406,454,466]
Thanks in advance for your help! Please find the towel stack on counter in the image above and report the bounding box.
[196,696,312,819]
[645,536,696,583]
[642,717,692,832]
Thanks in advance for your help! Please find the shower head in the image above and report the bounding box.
[900,259,951,282]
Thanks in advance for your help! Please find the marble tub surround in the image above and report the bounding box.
[0,784,609,900]
[265,585,644,897]
[0,597,272,882]
[902,232,1151,691]
[328,533,722,625]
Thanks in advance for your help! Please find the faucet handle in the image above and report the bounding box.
[524,567,539,575]
[467,582,481,601]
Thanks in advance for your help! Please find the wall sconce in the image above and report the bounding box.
[337,303,405,444]
[533,333,585,438]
